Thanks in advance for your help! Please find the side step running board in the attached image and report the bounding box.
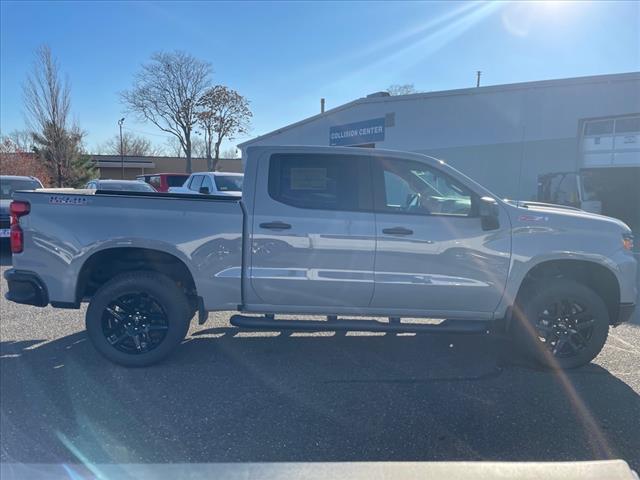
[230,315,490,334]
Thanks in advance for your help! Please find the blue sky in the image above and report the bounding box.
[1,1,638,154]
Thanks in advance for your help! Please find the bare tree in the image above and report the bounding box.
[386,84,418,96]
[191,136,207,158]
[220,147,240,159]
[121,51,211,173]
[196,85,252,171]
[0,130,34,152]
[23,45,94,186]
[163,137,183,158]
[101,132,159,156]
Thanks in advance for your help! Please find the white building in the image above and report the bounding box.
[239,72,640,231]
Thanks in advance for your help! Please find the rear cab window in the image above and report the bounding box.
[214,175,243,192]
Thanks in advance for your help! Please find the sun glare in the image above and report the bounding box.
[540,0,566,8]
[502,0,579,37]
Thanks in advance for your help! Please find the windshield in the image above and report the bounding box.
[214,175,243,192]
[98,182,155,192]
[0,179,41,199]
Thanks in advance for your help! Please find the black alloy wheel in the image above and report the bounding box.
[102,292,169,354]
[513,278,610,369]
[86,271,192,367]
[534,299,595,358]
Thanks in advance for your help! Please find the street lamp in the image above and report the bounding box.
[118,117,125,179]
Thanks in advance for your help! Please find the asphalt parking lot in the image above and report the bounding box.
[1,250,639,469]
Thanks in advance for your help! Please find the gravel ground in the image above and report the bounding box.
[1,253,639,469]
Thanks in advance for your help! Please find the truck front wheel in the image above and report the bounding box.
[512,278,610,369]
[86,271,192,367]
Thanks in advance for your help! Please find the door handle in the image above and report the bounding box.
[260,221,292,230]
[382,227,414,236]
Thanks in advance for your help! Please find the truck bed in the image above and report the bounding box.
[11,189,245,310]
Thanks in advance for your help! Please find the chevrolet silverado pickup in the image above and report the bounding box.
[4,146,637,368]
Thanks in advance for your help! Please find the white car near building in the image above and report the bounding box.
[169,172,243,197]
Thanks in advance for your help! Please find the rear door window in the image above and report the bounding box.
[188,175,204,191]
[167,175,189,187]
[201,176,214,193]
[268,153,372,211]
[149,176,161,189]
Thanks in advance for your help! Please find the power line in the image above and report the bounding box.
[122,126,175,139]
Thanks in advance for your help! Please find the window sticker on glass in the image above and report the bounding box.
[290,168,328,190]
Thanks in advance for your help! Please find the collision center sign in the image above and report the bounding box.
[329,118,385,146]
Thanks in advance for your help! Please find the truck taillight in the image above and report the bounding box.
[10,201,30,254]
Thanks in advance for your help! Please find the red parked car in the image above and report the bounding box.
[136,173,190,193]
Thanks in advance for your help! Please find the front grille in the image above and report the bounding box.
[0,215,10,229]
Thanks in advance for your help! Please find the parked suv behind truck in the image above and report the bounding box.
[136,173,190,193]
[4,146,636,368]
[0,175,43,243]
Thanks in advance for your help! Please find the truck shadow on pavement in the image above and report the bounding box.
[1,327,639,469]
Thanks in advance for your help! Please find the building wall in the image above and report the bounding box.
[151,157,243,174]
[241,73,640,200]
[414,138,578,200]
[98,157,243,180]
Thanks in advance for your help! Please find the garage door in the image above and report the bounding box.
[581,115,640,167]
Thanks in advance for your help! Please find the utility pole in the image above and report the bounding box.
[118,117,125,179]
[476,71,482,88]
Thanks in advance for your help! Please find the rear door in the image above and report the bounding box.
[201,175,215,194]
[247,151,376,309]
[187,175,204,193]
[370,157,511,318]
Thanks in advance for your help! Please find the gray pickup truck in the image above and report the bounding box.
[4,146,637,368]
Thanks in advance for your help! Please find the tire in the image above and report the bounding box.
[512,278,609,369]
[86,271,192,367]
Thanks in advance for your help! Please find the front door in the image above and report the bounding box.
[248,151,376,309]
[370,157,511,318]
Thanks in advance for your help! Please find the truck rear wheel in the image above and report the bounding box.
[86,271,192,367]
[512,278,609,369]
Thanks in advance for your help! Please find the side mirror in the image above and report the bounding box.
[479,196,500,231]
[199,186,210,195]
